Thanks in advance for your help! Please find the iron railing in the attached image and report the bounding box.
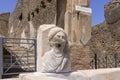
[0,38,37,75]
[90,52,120,69]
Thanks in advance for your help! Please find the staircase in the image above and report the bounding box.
[2,38,36,74]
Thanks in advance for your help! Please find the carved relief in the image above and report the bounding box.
[41,27,71,73]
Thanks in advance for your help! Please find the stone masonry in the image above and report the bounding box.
[0,13,10,37]
[88,0,120,69]
[0,0,92,71]
[105,0,120,24]
[1,0,119,72]
[57,0,91,45]
[8,0,56,38]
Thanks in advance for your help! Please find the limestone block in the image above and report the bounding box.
[37,24,56,71]
[79,13,91,45]
[0,13,10,37]
[64,11,91,45]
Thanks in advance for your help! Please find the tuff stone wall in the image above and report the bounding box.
[0,13,10,37]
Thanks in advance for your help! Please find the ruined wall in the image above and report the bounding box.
[9,0,56,38]
[66,0,92,70]
[70,45,92,70]
[89,20,120,55]
[7,0,92,71]
[71,0,120,70]
[105,0,120,24]
[9,0,91,70]
[0,13,10,37]
[89,0,120,62]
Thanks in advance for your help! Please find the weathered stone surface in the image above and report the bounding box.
[19,73,70,80]
[88,0,120,69]
[79,0,90,7]
[37,24,55,72]
[8,0,56,38]
[40,27,71,73]
[19,68,120,80]
[89,20,120,58]
[70,45,92,70]
[0,13,10,37]
[37,25,71,72]
[105,0,120,24]
[20,29,29,49]
[64,0,91,45]
[56,0,67,29]
[56,0,90,29]
[56,0,91,45]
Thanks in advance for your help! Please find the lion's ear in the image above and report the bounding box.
[80,13,91,45]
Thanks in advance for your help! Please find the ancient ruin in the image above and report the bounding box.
[105,0,120,24]
[64,0,91,45]
[0,0,93,78]
[0,0,120,79]
[89,0,120,69]
[8,0,56,38]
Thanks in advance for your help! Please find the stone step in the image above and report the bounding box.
[3,55,34,59]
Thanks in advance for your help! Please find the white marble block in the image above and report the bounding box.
[19,68,120,80]
[37,24,56,72]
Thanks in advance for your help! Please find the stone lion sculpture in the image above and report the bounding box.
[41,27,71,73]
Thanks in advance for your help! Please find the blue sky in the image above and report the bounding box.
[0,0,111,25]
[91,0,111,25]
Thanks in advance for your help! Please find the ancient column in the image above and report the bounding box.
[56,0,67,29]
[64,0,92,45]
